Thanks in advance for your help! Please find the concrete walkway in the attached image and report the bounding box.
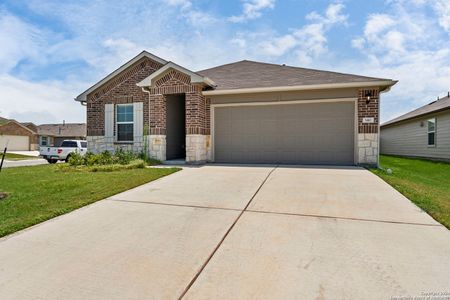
[2,158,48,168]
[0,165,449,299]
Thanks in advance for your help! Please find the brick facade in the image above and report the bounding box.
[86,57,163,136]
[358,88,379,134]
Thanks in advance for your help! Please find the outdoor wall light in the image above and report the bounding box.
[365,90,373,104]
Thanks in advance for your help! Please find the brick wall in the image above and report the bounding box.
[358,88,379,133]
[149,94,166,135]
[86,57,163,136]
[146,69,208,135]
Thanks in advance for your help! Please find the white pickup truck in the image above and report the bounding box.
[39,140,87,164]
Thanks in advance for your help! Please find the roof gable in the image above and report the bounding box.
[75,51,167,102]
[0,120,37,135]
[137,62,215,88]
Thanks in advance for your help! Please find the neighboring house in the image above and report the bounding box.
[381,93,450,161]
[0,119,39,151]
[37,123,87,147]
[75,51,397,166]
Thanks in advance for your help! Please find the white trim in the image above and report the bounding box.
[75,51,167,102]
[211,97,356,108]
[203,80,397,96]
[116,103,134,142]
[210,98,358,164]
[137,61,216,88]
[427,117,436,147]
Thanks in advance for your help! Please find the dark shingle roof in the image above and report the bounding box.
[37,123,86,137]
[382,94,450,127]
[197,60,393,91]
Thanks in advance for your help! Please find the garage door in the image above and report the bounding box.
[0,135,29,151]
[213,101,355,165]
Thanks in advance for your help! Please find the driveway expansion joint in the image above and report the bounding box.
[177,165,278,299]
[106,198,242,212]
[245,209,443,227]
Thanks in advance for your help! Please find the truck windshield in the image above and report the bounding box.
[60,141,78,147]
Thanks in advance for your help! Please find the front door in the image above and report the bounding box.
[166,94,186,160]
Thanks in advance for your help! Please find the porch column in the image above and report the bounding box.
[185,90,210,164]
[149,93,166,161]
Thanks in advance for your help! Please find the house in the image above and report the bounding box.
[75,51,397,166]
[0,118,39,151]
[381,92,450,161]
[37,123,86,147]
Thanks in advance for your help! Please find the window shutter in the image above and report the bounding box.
[133,102,144,140]
[104,104,114,138]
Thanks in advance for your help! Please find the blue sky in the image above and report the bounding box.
[0,0,449,124]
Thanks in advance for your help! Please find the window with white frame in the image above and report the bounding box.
[41,136,48,146]
[116,104,134,142]
[427,117,436,146]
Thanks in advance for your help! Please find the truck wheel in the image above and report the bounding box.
[47,159,57,164]
[65,154,71,163]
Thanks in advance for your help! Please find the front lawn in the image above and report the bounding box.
[371,155,450,229]
[0,164,179,237]
[2,152,39,161]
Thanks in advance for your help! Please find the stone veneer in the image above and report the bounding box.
[186,134,208,163]
[149,135,166,161]
[87,135,149,154]
[357,133,379,165]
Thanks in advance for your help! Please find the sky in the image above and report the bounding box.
[0,0,449,124]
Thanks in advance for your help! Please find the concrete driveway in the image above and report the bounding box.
[0,165,449,299]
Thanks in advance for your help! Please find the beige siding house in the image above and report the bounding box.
[381,93,450,161]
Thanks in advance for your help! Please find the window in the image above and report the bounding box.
[116,104,134,142]
[427,118,436,146]
[61,141,78,147]
[41,136,48,146]
[81,142,87,148]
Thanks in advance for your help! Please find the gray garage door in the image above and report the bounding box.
[214,101,355,165]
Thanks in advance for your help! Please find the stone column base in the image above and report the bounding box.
[149,135,166,161]
[357,133,379,166]
[186,134,207,164]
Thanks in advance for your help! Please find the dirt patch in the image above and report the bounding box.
[0,192,9,201]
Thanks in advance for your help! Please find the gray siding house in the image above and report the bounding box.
[381,93,450,161]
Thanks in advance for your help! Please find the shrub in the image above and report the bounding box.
[115,149,135,165]
[68,152,85,166]
[59,159,146,172]
[65,149,157,170]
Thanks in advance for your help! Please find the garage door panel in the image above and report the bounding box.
[214,102,355,165]
[0,135,29,151]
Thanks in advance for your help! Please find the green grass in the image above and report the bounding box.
[371,155,450,229]
[0,164,180,237]
[1,152,39,161]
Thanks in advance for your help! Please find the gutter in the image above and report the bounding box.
[202,80,398,96]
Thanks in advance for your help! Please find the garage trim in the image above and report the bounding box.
[210,97,358,164]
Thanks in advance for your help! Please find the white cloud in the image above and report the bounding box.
[0,74,84,124]
[346,1,450,122]
[433,0,450,32]
[229,0,275,23]
[243,2,347,64]
[0,12,45,73]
